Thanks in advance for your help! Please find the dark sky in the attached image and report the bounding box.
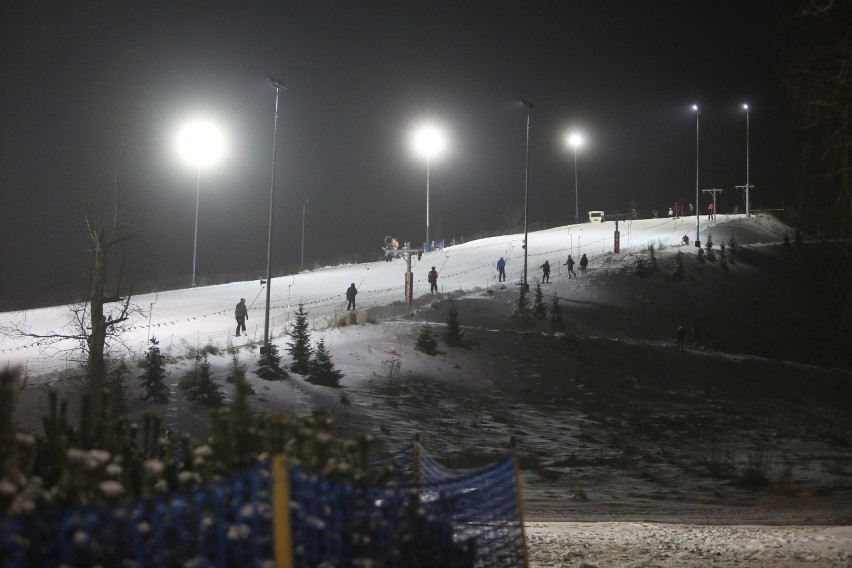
[1,0,794,308]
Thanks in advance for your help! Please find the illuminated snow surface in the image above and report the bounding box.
[4,215,852,567]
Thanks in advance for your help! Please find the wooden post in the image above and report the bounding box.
[272,454,293,568]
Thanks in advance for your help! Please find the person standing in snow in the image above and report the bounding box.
[497,257,506,282]
[707,202,714,220]
[579,254,588,275]
[346,283,358,311]
[564,255,576,279]
[428,266,438,293]
[540,260,550,283]
[235,298,248,337]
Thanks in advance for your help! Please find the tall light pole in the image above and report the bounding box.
[264,76,287,352]
[176,118,225,287]
[744,103,750,218]
[521,100,533,291]
[692,104,700,247]
[412,125,446,250]
[567,132,584,226]
[301,198,309,271]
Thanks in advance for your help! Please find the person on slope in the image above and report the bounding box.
[428,266,439,293]
[497,257,506,282]
[235,298,248,337]
[346,283,358,311]
[540,260,550,283]
[564,255,577,279]
[579,254,588,275]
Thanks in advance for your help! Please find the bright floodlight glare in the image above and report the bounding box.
[176,119,225,166]
[743,103,749,110]
[568,132,584,148]
[692,104,699,111]
[412,125,446,158]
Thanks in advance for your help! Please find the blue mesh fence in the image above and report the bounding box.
[1,445,526,567]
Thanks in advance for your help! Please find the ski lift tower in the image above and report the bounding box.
[398,241,422,309]
[606,213,628,254]
[702,188,723,222]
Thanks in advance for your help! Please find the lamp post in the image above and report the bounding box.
[521,100,533,291]
[692,104,700,247]
[744,103,750,218]
[301,198,309,271]
[412,125,446,251]
[567,132,583,226]
[176,118,225,288]
[264,76,287,352]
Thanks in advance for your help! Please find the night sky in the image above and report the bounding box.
[1,1,794,308]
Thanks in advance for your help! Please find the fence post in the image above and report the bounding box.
[510,436,530,568]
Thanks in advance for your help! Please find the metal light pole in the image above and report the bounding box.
[568,132,583,226]
[412,125,446,251]
[264,76,287,351]
[744,103,750,218]
[521,100,533,291]
[300,198,308,271]
[693,104,700,247]
[176,118,224,288]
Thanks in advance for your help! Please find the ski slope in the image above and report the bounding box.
[1,214,788,377]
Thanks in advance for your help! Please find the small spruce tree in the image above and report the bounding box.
[257,343,287,380]
[138,337,170,403]
[415,324,439,355]
[705,233,716,261]
[548,294,564,327]
[782,232,792,251]
[697,247,706,269]
[648,244,659,271]
[307,338,343,388]
[287,302,313,374]
[445,300,465,346]
[532,282,547,318]
[635,258,646,276]
[512,285,530,318]
[673,251,685,281]
[181,354,224,408]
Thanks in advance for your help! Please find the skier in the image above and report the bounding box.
[234,298,248,337]
[707,202,714,220]
[540,260,550,283]
[579,254,588,275]
[496,257,506,282]
[346,283,358,311]
[428,266,438,293]
[564,255,576,279]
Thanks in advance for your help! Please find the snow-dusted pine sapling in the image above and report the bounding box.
[227,351,247,385]
[287,302,313,374]
[445,300,465,346]
[532,283,547,318]
[648,244,659,271]
[634,258,646,276]
[307,338,343,388]
[673,251,685,280]
[138,337,169,403]
[512,284,530,318]
[257,343,287,380]
[705,233,716,261]
[782,232,792,251]
[415,324,439,355]
[697,247,706,269]
[181,354,224,408]
[548,294,564,327]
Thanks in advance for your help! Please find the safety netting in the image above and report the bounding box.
[1,444,526,567]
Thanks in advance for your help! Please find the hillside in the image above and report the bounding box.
[4,214,852,526]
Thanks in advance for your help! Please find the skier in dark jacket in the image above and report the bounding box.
[496,257,506,282]
[346,283,358,311]
[564,256,576,279]
[540,260,550,283]
[428,266,438,293]
[235,298,248,336]
[579,254,588,275]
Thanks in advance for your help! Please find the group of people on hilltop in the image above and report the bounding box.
[496,253,589,283]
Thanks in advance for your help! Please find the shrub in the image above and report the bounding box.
[548,294,564,327]
[256,343,288,380]
[180,354,224,408]
[445,300,465,346]
[531,283,547,318]
[512,285,530,318]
